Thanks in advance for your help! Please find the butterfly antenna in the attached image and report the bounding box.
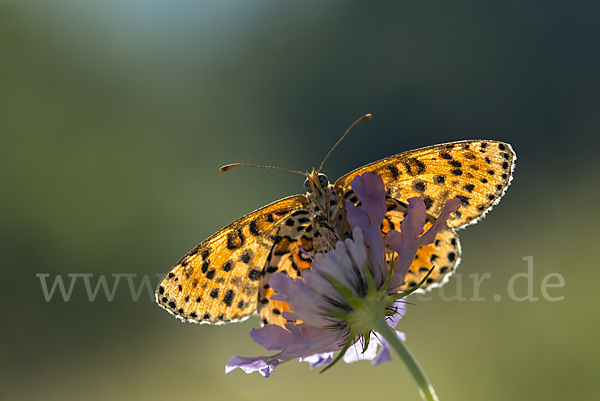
[318,113,372,173]
[220,163,307,177]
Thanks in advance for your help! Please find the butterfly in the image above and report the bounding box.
[156,115,516,327]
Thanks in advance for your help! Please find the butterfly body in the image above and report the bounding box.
[156,139,515,326]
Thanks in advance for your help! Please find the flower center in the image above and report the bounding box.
[344,291,394,335]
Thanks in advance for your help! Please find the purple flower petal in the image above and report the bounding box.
[372,331,406,366]
[401,197,428,241]
[387,298,406,329]
[269,273,329,325]
[307,241,361,296]
[385,198,428,287]
[419,197,461,244]
[346,202,386,277]
[299,352,334,368]
[345,200,372,233]
[270,272,342,327]
[306,232,369,299]
[343,335,380,364]
[258,323,346,359]
[249,324,299,351]
[225,355,280,378]
[372,339,391,365]
[350,173,387,225]
[345,174,389,285]
[346,201,386,284]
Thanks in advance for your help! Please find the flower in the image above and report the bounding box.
[226,173,461,378]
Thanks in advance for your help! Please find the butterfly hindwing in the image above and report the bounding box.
[256,213,318,326]
[156,195,309,324]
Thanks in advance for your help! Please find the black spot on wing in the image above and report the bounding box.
[222,290,234,307]
[226,229,246,250]
[387,164,400,179]
[403,158,426,176]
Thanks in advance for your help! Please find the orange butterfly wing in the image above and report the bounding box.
[156,195,308,324]
[335,140,515,228]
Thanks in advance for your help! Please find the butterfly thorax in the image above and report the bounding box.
[304,169,349,251]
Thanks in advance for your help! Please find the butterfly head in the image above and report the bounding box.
[304,168,330,196]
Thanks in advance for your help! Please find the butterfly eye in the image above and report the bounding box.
[318,173,329,189]
[304,178,312,193]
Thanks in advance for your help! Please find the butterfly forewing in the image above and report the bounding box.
[335,140,516,229]
[156,195,308,324]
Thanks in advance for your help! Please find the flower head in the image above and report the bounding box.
[226,173,461,377]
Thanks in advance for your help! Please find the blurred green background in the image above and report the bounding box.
[2,1,599,400]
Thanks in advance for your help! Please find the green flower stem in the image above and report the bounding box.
[372,317,440,401]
